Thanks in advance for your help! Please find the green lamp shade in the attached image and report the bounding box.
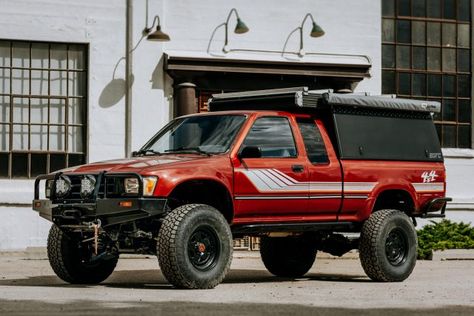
[147,25,171,41]
[234,18,249,34]
[310,22,325,37]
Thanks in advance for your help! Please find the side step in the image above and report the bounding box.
[231,222,359,235]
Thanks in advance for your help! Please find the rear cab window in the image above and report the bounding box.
[296,118,329,164]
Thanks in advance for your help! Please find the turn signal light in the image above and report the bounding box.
[119,201,133,208]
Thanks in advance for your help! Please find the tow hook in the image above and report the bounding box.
[88,219,102,255]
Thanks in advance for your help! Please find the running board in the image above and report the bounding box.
[231,222,359,235]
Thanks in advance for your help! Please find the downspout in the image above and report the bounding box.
[125,0,133,157]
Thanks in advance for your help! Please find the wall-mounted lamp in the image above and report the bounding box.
[298,13,324,57]
[144,15,171,41]
[222,8,249,53]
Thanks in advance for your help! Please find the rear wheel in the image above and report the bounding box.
[157,204,233,289]
[359,209,417,282]
[260,236,316,278]
[47,225,118,284]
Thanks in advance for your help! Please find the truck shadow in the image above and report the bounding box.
[0,269,370,289]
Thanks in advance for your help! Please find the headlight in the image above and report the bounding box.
[124,176,157,196]
[55,175,71,198]
[45,180,53,198]
[80,175,96,198]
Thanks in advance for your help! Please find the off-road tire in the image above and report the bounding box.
[260,236,316,278]
[359,209,417,282]
[157,204,233,289]
[47,224,118,284]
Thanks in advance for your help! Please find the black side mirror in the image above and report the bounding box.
[239,146,262,159]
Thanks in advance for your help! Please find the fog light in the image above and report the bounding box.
[55,175,71,198]
[80,175,96,198]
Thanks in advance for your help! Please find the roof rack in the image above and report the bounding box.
[208,87,440,113]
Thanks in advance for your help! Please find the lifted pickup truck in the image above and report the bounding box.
[33,87,450,289]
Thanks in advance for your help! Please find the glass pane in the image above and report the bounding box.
[0,124,9,151]
[382,19,395,42]
[458,125,471,148]
[458,75,471,97]
[0,153,8,177]
[413,47,426,70]
[396,45,410,68]
[68,45,86,70]
[50,98,65,124]
[382,45,395,68]
[427,47,441,71]
[412,21,426,44]
[0,41,10,67]
[457,24,470,48]
[296,119,328,164]
[428,74,442,97]
[458,100,472,123]
[31,43,49,69]
[382,70,396,94]
[443,75,456,97]
[68,126,83,153]
[12,42,30,68]
[31,153,47,176]
[413,74,426,96]
[442,99,456,121]
[442,125,456,147]
[0,96,9,123]
[443,0,456,19]
[11,153,28,177]
[397,20,411,43]
[30,125,48,151]
[49,125,65,151]
[0,68,10,96]
[50,71,67,96]
[11,69,29,95]
[12,124,28,150]
[442,23,456,47]
[458,0,471,21]
[69,98,85,124]
[398,0,411,16]
[382,0,395,16]
[427,23,441,46]
[442,48,456,72]
[68,71,85,97]
[427,0,441,18]
[30,98,48,124]
[30,70,48,95]
[50,44,67,69]
[50,153,66,172]
[12,98,28,123]
[457,49,470,72]
[68,153,85,167]
[412,0,426,17]
[398,73,411,95]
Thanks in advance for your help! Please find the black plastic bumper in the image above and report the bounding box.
[33,197,168,227]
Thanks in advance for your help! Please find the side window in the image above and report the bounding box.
[242,117,297,158]
[296,118,329,164]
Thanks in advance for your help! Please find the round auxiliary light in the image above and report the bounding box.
[80,175,97,198]
[55,175,72,198]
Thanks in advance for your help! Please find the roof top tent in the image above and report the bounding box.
[208,87,443,162]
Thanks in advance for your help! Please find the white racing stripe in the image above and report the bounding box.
[412,183,444,192]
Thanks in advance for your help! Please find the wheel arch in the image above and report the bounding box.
[371,189,417,216]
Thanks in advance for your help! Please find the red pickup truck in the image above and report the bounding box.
[33,87,450,289]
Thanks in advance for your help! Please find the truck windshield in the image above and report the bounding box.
[141,115,247,155]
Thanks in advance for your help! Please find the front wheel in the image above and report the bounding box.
[47,225,118,284]
[157,204,233,289]
[359,209,417,282]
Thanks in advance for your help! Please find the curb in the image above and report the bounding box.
[431,249,474,261]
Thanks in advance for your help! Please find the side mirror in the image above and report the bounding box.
[238,146,262,159]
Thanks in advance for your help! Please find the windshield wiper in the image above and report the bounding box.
[164,147,211,156]
[132,149,162,156]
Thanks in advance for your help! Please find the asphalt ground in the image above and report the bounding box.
[0,251,473,315]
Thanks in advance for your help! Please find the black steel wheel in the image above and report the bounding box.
[359,209,417,282]
[157,204,232,289]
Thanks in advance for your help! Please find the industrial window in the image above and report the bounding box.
[0,40,87,178]
[382,0,472,148]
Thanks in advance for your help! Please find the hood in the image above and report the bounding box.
[58,155,210,174]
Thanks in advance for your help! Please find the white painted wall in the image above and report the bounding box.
[0,0,472,250]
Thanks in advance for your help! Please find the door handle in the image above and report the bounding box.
[292,164,304,173]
